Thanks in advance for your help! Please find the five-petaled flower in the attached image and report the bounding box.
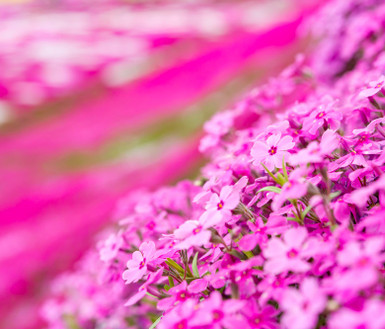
[251,132,295,170]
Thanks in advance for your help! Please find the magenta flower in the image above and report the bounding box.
[263,227,315,274]
[348,175,385,208]
[251,132,295,170]
[302,106,342,136]
[122,241,156,284]
[38,4,385,329]
[157,299,198,329]
[290,129,339,165]
[157,281,191,311]
[240,299,280,329]
[191,291,245,329]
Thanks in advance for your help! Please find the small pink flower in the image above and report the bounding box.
[281,278,326,329]
[358,75,385,99]
[157,299,198,329]
[329,299,385,329]
[241,299,280,329]
[302,106,342,136]
[271,168,308,211]
[348,175,385,208]
[202,185,241,226]
[251,132,295,171]
[157,281,191,311]
[263,227,315,274]
[124,269,163,306]
[191,291,245,329]
[174,220,211,249]
[290,129,339,166]
[122,241,156,284]
[99,232,124,262]
[334,237,385,291]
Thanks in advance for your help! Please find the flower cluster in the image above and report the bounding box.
[42,1,385,328]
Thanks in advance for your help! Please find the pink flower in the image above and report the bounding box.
[202,185,241,226]
[191,291,245,329]
[290,129,339,166]
[124,269,163,306]
[157,281,191,311]
[281,278,326,329]
[99,232,124,263]
[157,299,198,329]
[173,220,211,249]
[348,175,385,208]
[122,241,156,284]
[330,299,385,329]
[241,299,279,329]
[271,168,308,211]
[334,237,385,291]
[302,106,342,136]
[251,132,295,170]
[263,228,315,274]
[187,279,208,294]
[358,75,385,99]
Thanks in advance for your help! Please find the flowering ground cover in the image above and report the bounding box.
[1,2,313,328]
[41,0,385,328]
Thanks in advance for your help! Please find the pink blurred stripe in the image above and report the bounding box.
[0,14,304,158]
[0,136,201,295]
[0,136,201,329]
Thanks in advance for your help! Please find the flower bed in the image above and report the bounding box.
[42,1,385,328]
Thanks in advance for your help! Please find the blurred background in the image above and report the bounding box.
[0,0,318,328]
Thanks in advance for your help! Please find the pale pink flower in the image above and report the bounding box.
[122,241,156,284]
[202,185,240,226]
[290,129,339,165]
[191,291,245,329]
[334,237,385,291]
[263,228,315,274]
[271,167,308,211]
[358,75,385,99]
[99,232,124,263]
[173,220,211,250]
[124,269,163,306]
[330,299,385,329]
[281,278,326,329]
[251,132,295,170]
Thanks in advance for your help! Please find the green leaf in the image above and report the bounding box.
[276,173,286,186]
[243,250,254,259]
[261,163,282,186]
[165,259,185,274]
[301,205,313,219]
[149,315,163,329]
[192,252,200,278]
[287,217,302,223]
[63,314,82,329]
[282,156,289,181]
[145,292,159,299]
[201,271,211,277]
[168,276,175,288]
[257,186,282,194]
[164,284,170,291]
[329,191,341,200]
